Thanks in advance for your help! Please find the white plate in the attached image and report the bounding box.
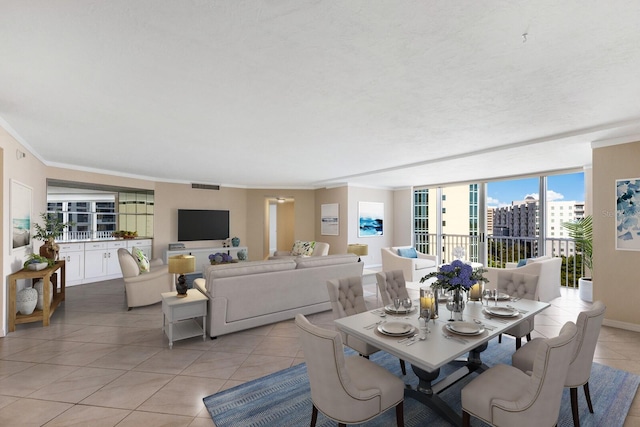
[446,321,484,336]
[378,322,416,336]
[483,292,511,301]
[384,305,417,314]
[485,306,519,317]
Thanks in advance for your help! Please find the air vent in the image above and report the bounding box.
[192,183,220,190]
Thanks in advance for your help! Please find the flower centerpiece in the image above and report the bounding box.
[420,259,488,320]
[209,252,237,265]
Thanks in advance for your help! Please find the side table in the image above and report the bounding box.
[161,290,208,349]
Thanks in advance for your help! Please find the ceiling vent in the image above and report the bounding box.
[192,183,220,190]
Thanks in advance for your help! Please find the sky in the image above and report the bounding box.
[487,172,585,208]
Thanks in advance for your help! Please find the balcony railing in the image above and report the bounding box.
[415,233,585,288]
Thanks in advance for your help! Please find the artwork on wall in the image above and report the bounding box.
[321,203,339,236]
[358,201,384,237]
[11,179,32,253]
[616,178,640,251]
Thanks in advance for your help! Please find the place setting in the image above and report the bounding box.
[384,297,417,315]
[376,321,416,338]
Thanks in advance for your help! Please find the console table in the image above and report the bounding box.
[8,260,66,332]
[165,246,248,274]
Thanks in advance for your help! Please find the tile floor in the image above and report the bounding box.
[1,279,639,426]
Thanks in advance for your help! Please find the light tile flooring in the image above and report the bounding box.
[1,279,639,426]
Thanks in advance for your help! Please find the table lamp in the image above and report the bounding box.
[168,254,196,297]
[347,244,368,262]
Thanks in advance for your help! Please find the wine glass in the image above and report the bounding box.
[402,298,412,312]
[445,295,456,321]
[482,289,492,306]
[419,308,431,336]
[393,298,401,312]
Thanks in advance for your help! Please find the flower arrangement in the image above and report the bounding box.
[420,259,488,292]
[209,252,236,264]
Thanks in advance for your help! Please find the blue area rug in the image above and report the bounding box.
[204,336,639,426]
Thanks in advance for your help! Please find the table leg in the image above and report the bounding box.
[168,322,173,349]
[202,314,207,341]
[405,342,490,426]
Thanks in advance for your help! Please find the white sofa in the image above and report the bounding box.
[485,255,562,303]
[380,246,438,282]
[193,253,363,337]
[270,241,330,259]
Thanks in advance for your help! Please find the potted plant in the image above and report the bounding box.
[33,212,74,261]
[562,215,593,302]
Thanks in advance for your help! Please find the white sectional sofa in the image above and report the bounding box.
[193,253,363,338]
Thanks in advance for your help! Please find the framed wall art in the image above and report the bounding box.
[11,179,32,253]
[358,201,384,237]
[321,203,339,236]
[616,178,640,251]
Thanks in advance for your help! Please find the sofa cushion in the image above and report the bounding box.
[414,258,437,271]
[291,240,316,256]
[132,247,150,273]
[527,255,551,264]
[206,259,296,280]
[397,247,418,258]
[517,259,528,267]
[295,253,357,269]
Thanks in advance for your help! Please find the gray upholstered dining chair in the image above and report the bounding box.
[512,301,606,427]
[495,270,540,349]
[327,277,406,375]
[462,321,578,427]
[376,270,410,307]
[295,313,405,427]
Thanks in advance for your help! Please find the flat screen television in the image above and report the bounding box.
[178,209,230,241]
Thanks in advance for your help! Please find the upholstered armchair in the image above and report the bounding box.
[117,248,174,310]
[486,255,562,303]
[295,314,405,427]
[495,271,540,349]
[327,276,406,375]
[271,241,329,258]
[380,247,437,282]
[513,301,606,427]
[462,321,578,427]
[376,270,410,307]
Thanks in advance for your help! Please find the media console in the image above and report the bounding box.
[165,246,248,274]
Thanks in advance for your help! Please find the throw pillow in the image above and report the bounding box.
[516,259,528,267]
[397,247,418,258]
[132,247,150,273]
[291,240,315,256]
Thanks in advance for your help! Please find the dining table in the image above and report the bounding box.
[334,295,550,426]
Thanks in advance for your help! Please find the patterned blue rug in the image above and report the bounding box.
[204,336,639,426]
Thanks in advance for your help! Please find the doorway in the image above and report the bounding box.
[266,197,295,256]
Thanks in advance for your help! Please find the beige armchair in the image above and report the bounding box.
[327,276,406,375]
[513,301,606,427]
[271,241,329,258]
[486,255,562,303]
[295,313,405,426]
[462,321,578,427]
[117,248,174,310]
[381,247,437,282]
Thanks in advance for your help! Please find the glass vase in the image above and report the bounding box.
[446,289,466,321]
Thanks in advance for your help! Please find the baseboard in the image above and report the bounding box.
[603,318,640,332]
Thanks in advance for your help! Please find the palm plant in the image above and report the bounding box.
[562,215,593,276]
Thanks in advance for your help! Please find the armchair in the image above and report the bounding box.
[380,247,437,282]
[486,256,562,303]
[117,248,174,310]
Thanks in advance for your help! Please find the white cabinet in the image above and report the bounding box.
[58,243,85,286]
[85,241,126,280]
[127,239,152,259]
[165,246,248,274]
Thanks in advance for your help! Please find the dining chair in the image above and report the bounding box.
[495,271,539,349]
[295,313,405,427]
[327,277,406,375]
[512,301,606,427]
[376,270,410,307]
[462,321,578,427]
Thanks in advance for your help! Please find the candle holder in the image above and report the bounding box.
[420,287,437,319]
[469,281,484,301]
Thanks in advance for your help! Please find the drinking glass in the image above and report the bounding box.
[482,289,492,306]
[393,298,401,311]
[419,308,431,336]
[402,298,412,312]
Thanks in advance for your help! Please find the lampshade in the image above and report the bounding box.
[347,244,368,256]
[168,255,196,274]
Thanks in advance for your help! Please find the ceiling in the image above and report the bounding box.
[2,1,640,190]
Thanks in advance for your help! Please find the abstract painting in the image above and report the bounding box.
[616,178,640,251]
[321,203,339,236]
[358,201,384,237]
[11,179,32,252]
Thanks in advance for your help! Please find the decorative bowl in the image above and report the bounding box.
[27,262,48,271]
